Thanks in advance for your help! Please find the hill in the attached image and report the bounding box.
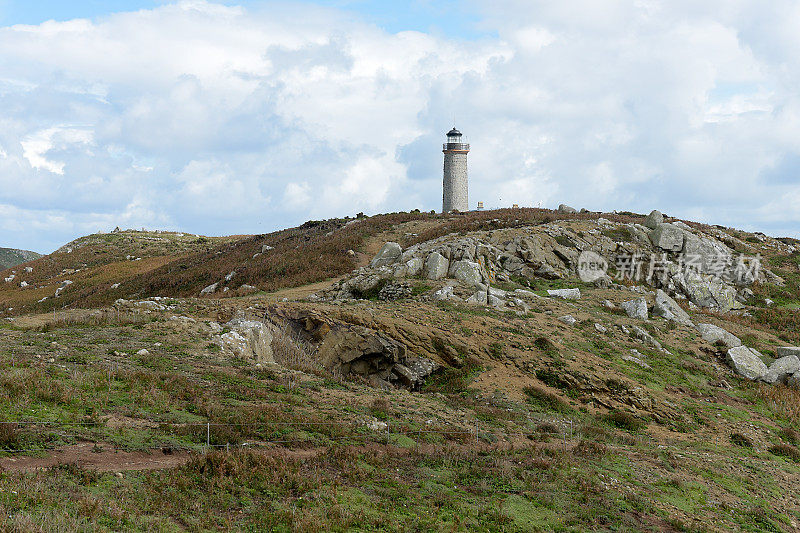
[1,208,800,529]
[0,212,439,315]
[0,247,40,269]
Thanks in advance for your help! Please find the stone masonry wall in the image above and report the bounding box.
[443,151,468,213]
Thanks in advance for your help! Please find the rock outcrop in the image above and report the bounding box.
[267,307,438,390]
[761,356,800,385]
[652,289,692,325]
[643,210,663,230]
[424,252,449,280]
[370,242,402,268]
[725,346,768,381]
[649,223,685,252]
[621,298,649,320]
[695,324,742,349]
[315,213,765,317]
[214,318,275,364]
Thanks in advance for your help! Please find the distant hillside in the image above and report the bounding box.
[0,230,242,314]
[0,247,41,269]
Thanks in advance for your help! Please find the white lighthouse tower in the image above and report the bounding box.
[442,127,469,213]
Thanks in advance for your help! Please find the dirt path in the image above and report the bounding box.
[0,443,192,473]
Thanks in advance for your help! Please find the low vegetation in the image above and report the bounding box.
[2,209,800,529]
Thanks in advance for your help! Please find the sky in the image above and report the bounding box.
[1,1,799,253]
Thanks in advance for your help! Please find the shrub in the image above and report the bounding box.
[757,385,800,423]
[768,444,800,462]
[533,337,559,357]
[554,235,577,249]
[730,432,753,448]
[523,386,572,413]
[535,369,569,389]
[603,410,644,432]
[370,397,390,419]
[0,422,19,449]
[573,440,607,458]
[535,422,559,434]
[780,428,800,445]
[487,342,505,359]
[423,362,481,393]
[602,227,634,243]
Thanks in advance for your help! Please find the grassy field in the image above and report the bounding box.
[2,210,800,530]
[0,294,800,530]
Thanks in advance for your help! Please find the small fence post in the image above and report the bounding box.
[206,422,210,451]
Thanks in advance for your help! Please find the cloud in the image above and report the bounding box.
[2,0,800,252]
[21,126,93,174]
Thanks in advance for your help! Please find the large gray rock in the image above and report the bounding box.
[649,223,684,251]
[726,346,768,381]
[652,289,692,325]
[762,355,800,384]
[558,204,578,214]
[391,357,439,390]
[201,282,219,295]
[643,210,664,230]
[621,298,649,320]
[547,288,581,300]
[630,325,665,352]
[681,233,732,276]
[450,260,484,287]
[405,257,423,277]
[489,287,507,298]
[695,323,742,349]
[777,347,800,357]
[370,242,402,268]
[343,272,387,298]
[674,270,740,312]
[431,286,455,301]
[487,294,505,308]
[216,318,275,363]
[466,290,488,305]
[558,315,577,326]
[424,252,449,280]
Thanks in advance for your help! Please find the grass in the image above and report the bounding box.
[0,443,684,531]
[601,227,635,242]
[1,212,437,315]
[757,385,800,424]
[423,362,482,394]
[522,385,573,413]
[5,209,800,528]
[602,410,645,432]
[0,306,796,529]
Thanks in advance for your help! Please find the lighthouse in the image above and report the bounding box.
[442,127,469,213]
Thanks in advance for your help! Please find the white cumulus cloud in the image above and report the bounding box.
[1,0,800,251]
